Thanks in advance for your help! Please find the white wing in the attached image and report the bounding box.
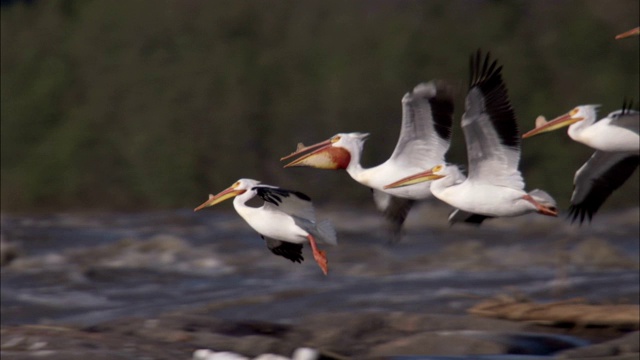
[254,185,316,222]
[389,81,455,167]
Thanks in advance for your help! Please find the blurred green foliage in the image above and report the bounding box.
[1,0,638,212]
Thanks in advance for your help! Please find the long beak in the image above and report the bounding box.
[615,27,640,40]
[522,113,583,139]
[281,139,351,169]
[194,187,246,211]
[281,140,333,161]
[384,170,445,189]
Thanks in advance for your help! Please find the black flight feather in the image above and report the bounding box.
[469,50,519,149]
[568,154,639,224]
[428,82,455,142]
[262,236,304,263]
[254,186,311,206]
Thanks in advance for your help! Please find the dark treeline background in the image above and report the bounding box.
[1,0,639,213]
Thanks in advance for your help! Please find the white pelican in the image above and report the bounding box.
[280,81,455,240]
[522,104,639,153]
[194,179,337,275]
[384,51,558,223]
[615,26,640,39]
[522,102,639,223]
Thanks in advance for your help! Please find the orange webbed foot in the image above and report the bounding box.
[313,250,328,275]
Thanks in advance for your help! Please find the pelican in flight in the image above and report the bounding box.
[615,26,640,39]
[384,51,558,223]
[522,101,639,223]
[280,81,455,240]
[194,179,337,275]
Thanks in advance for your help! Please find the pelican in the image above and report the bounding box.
[280,81,455,240]
[615,26,640,39]
[522,103,639,153]
[194,179,337,275]
[384,51,558,223]
[522,102,639,223]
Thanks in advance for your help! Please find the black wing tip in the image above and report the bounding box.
[415,80,455,106]
[382,198,416,243]
[292,190,312,201]
[254,186,312,206]
[385,219,405,244]
[430,82,456,142]
[569,154,639,225]
[264,236,305,263]
[404,80,455,142]
[385,215,405,242]
[463,214,493,225]
[287,254,304,263]
[469,49,502,89]
[280,252,304,263]
[468,49,519,149]
[448,209,493,226]
[432,79,455,99]
[621,97,638,114]
[567,204,593,225]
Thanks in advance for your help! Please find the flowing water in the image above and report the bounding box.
[2,204,638,330]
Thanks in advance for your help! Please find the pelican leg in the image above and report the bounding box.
[306,234,328,275]
[523,194,558,217]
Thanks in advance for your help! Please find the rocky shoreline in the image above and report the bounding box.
[2,306,638,359]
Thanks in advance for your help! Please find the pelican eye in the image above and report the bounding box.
[569,108,579,117]
[331,136,341,143]
[433,165,443,172]
[232,181,241,188]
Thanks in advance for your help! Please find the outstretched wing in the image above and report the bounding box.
[390,81,455,167]
[262,236,304,263]
[372,189,415,242]
[254,185,315,222]
[462,50,523,189]
[569,151,639,224]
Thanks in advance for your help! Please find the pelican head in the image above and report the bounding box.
[615,26,640,40]
[194,178,259,211]
[522,105,599,139]
[281,132,369,169]
[383,164,447,189]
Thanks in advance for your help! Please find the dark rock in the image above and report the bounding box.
[555,331,639,359]
[0,237,20,266]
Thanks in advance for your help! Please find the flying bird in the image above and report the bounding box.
[384,51,558,223]
[522,101,639,223]
[280,81,455,241]
[194,179,337,275]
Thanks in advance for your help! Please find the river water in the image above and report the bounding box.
[1,204,638,329]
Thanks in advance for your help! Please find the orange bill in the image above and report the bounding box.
[194,185,246,211]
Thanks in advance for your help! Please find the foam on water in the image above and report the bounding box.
[1,209,638,326]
